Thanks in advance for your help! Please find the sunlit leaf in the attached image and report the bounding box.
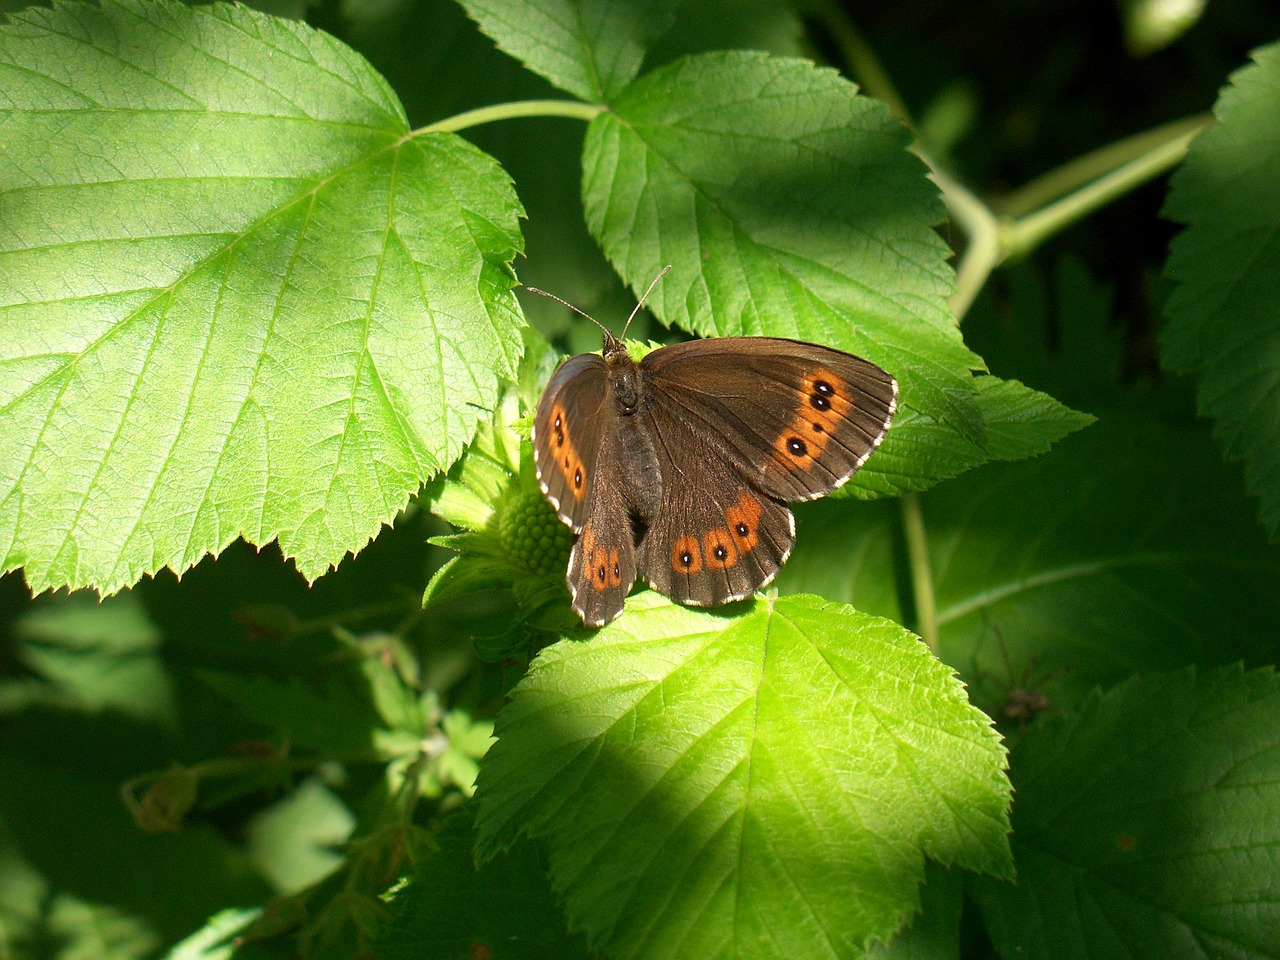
[0,0,525,594]
[476,593,1010,959]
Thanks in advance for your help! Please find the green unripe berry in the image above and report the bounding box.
[499,487,572,576]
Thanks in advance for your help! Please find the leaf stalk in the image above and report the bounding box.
[421,100,604,134]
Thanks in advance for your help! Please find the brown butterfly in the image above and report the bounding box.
[530,270,897,627]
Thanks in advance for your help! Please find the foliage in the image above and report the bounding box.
[1,1,1278,959]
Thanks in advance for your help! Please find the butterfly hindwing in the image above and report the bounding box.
[566,433,638,626]
[640,338,897,502]
[636,409,795,607]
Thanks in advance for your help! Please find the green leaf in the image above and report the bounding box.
[198,670,381,757]
[1162,40,1280,538]
[475,593,1011,960]
[971,665,1280,959]
[583,52,988,455]
[378,815,591,959]
[245,778,355,895]
[779,416,1280,718]
[852,376,1094,498]
[9,591,176,726]
[457,0,680,102]
[0,0,525,595]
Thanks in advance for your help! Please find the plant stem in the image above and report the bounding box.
[1000,117,1208,261]
[421,100,604,135]
[901,493,939,655]
[931,161,999,321]
[998,114,1211,217]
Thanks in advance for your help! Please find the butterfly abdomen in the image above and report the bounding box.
[612,409,662,524]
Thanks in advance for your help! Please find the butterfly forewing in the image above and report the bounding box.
[640,338,897,502]
[533,354,611,532]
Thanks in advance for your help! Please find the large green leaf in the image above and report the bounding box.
[581,51,1087,487]
[475,593,1011,960]
[972,665,1280,959]
[855,376,1093,498]
[457,0,680,103]
[1162,40,1280,538]
[778,416,1280,714]
[0,0,525,595]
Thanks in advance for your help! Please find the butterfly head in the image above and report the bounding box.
[602,330,641,415]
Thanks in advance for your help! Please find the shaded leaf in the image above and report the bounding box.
[9,591,175,725]
[245,778,355,895]
[378,815,591,959]
[198,670,381,757]
[1162,40,1280,538]
[779,416,1280,715]
[0,748,270,954]
[853,376,1093,498]
[972,665,1280,960]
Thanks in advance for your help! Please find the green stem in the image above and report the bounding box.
[901,493,938,655]
[1001,117,1208,261]
[999,114,1211,217]
[420,99,604,134]
[930,160,1000,322]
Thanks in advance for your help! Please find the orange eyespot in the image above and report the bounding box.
[774,368,846,467]
[725,492,762,552]
[671,536,702,573]
[590,543,610,591]
[548,403,587,501]
[703,528,738,570]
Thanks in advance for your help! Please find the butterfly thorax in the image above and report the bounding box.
[592,333,658,522]
[602,331,642,416]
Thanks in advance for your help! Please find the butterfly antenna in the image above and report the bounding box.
[524,265,671,341]
[621,265,671,339]
[523,284,610,336]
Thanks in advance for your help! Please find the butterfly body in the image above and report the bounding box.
[533,333,896,626]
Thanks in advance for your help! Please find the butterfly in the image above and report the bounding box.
[529,270,897,627]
